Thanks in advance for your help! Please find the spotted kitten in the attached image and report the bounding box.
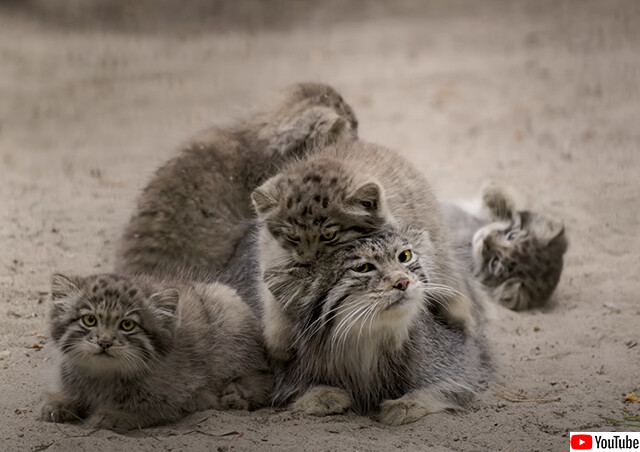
[40,273,272,430]
[252,140,484,360]
[442,183,568,310]
[264,226,491,425]
[117,82,357,276]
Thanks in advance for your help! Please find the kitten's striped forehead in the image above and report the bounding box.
[80,275,145,317]
[278,160,353,221]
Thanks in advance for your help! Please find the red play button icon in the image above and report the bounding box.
[571,434,593,450]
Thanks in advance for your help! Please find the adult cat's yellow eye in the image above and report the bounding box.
[82,315,96,327]
[353,263,374,273]
[321,231,336,241]
[286,234,300,242]
[120,319,136,331]
[398,250,412,263]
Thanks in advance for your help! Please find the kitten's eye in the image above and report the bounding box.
[489,257,501,273]
[82,315,96,327]
[286,234,300,242]
[505,230,519,241]
[320,93,329,102]
[321,231,337,241]
[353,263,375,273]
[120,319,136,331]
[398,250,413,263]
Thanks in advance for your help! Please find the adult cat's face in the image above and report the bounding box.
[265,228,428,350]
[48,274,179,377]
[252,158,388,264]
[471,211,568,310]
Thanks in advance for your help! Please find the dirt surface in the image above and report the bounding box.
[1,1,639,451]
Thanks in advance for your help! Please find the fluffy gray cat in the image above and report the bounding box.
[442,183,568,310]
[116,82,358,276]
[40,273,272,430]
[262,226,491,425]
[251,140,485,361]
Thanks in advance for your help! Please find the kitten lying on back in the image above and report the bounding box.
[40,273,272,430]
[116,82,358,276]
[264,226,491,425]
[442,183,568,310]
[252,140,485,360]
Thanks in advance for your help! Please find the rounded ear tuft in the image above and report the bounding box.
[50,273,81,300]
[252,177,281,218]
[149,288,180,318]
[346,181,383,214]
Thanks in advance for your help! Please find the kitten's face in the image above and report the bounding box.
[253,159,388,264]
[471,211,568,310]
[284,82,358,133]
[48,274,179,377]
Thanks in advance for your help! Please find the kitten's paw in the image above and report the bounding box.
[378,399,429,426]
[87,408,139,431]
[39,393,78,423]
[292,386,352,416]
[221,382,250,411]
[480,181,516,221]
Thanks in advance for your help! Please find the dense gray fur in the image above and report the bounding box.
[40,273,272,430]
[265,227,491,424]
[252,140,486,362]
[116,82,358,276]
[442,184,568,310]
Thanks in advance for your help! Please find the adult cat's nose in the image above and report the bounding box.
[393,279,410,291]
[98,339,112,350]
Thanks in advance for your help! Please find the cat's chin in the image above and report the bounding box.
[377,290,422,327]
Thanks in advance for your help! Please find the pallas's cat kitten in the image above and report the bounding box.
[40,273,272,430]
[116,82,357,276]
[264,226,491,425]
[252,140,484,360]
[443,183,568,310]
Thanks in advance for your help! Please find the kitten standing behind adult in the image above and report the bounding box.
[442,183,568,310]
[116,82,358,276]
[40,273,272,430]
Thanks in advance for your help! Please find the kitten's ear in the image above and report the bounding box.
[533,217,566,248]
[149,288,180,320]
[50,273,81,300]
[346,180,384,216]
[495,279,528,311]
[252,177,280,219]
[481,181,516,221]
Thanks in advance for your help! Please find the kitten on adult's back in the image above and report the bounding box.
[116,83,358,276]
[40,273,271,430]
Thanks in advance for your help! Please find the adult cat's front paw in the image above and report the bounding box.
[87,407,140,431]
[39,392,79,423]
[221,381,250,410]
[292,386,352,416]
[378,399,436,426]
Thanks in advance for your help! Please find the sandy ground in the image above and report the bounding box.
[1,1,639,451]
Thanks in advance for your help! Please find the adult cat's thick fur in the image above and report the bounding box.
[40,273,272,430]
[116,82,358,276]
[252,140,486,360]
[264,227,491,425]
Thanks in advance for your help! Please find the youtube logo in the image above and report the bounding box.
[571,434,593,450]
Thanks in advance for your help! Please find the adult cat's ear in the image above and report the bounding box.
[495,279,528,311]
[346,180,384,216]
[252,177,280,218]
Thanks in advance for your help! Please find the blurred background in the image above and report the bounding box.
[1,1,639,450]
